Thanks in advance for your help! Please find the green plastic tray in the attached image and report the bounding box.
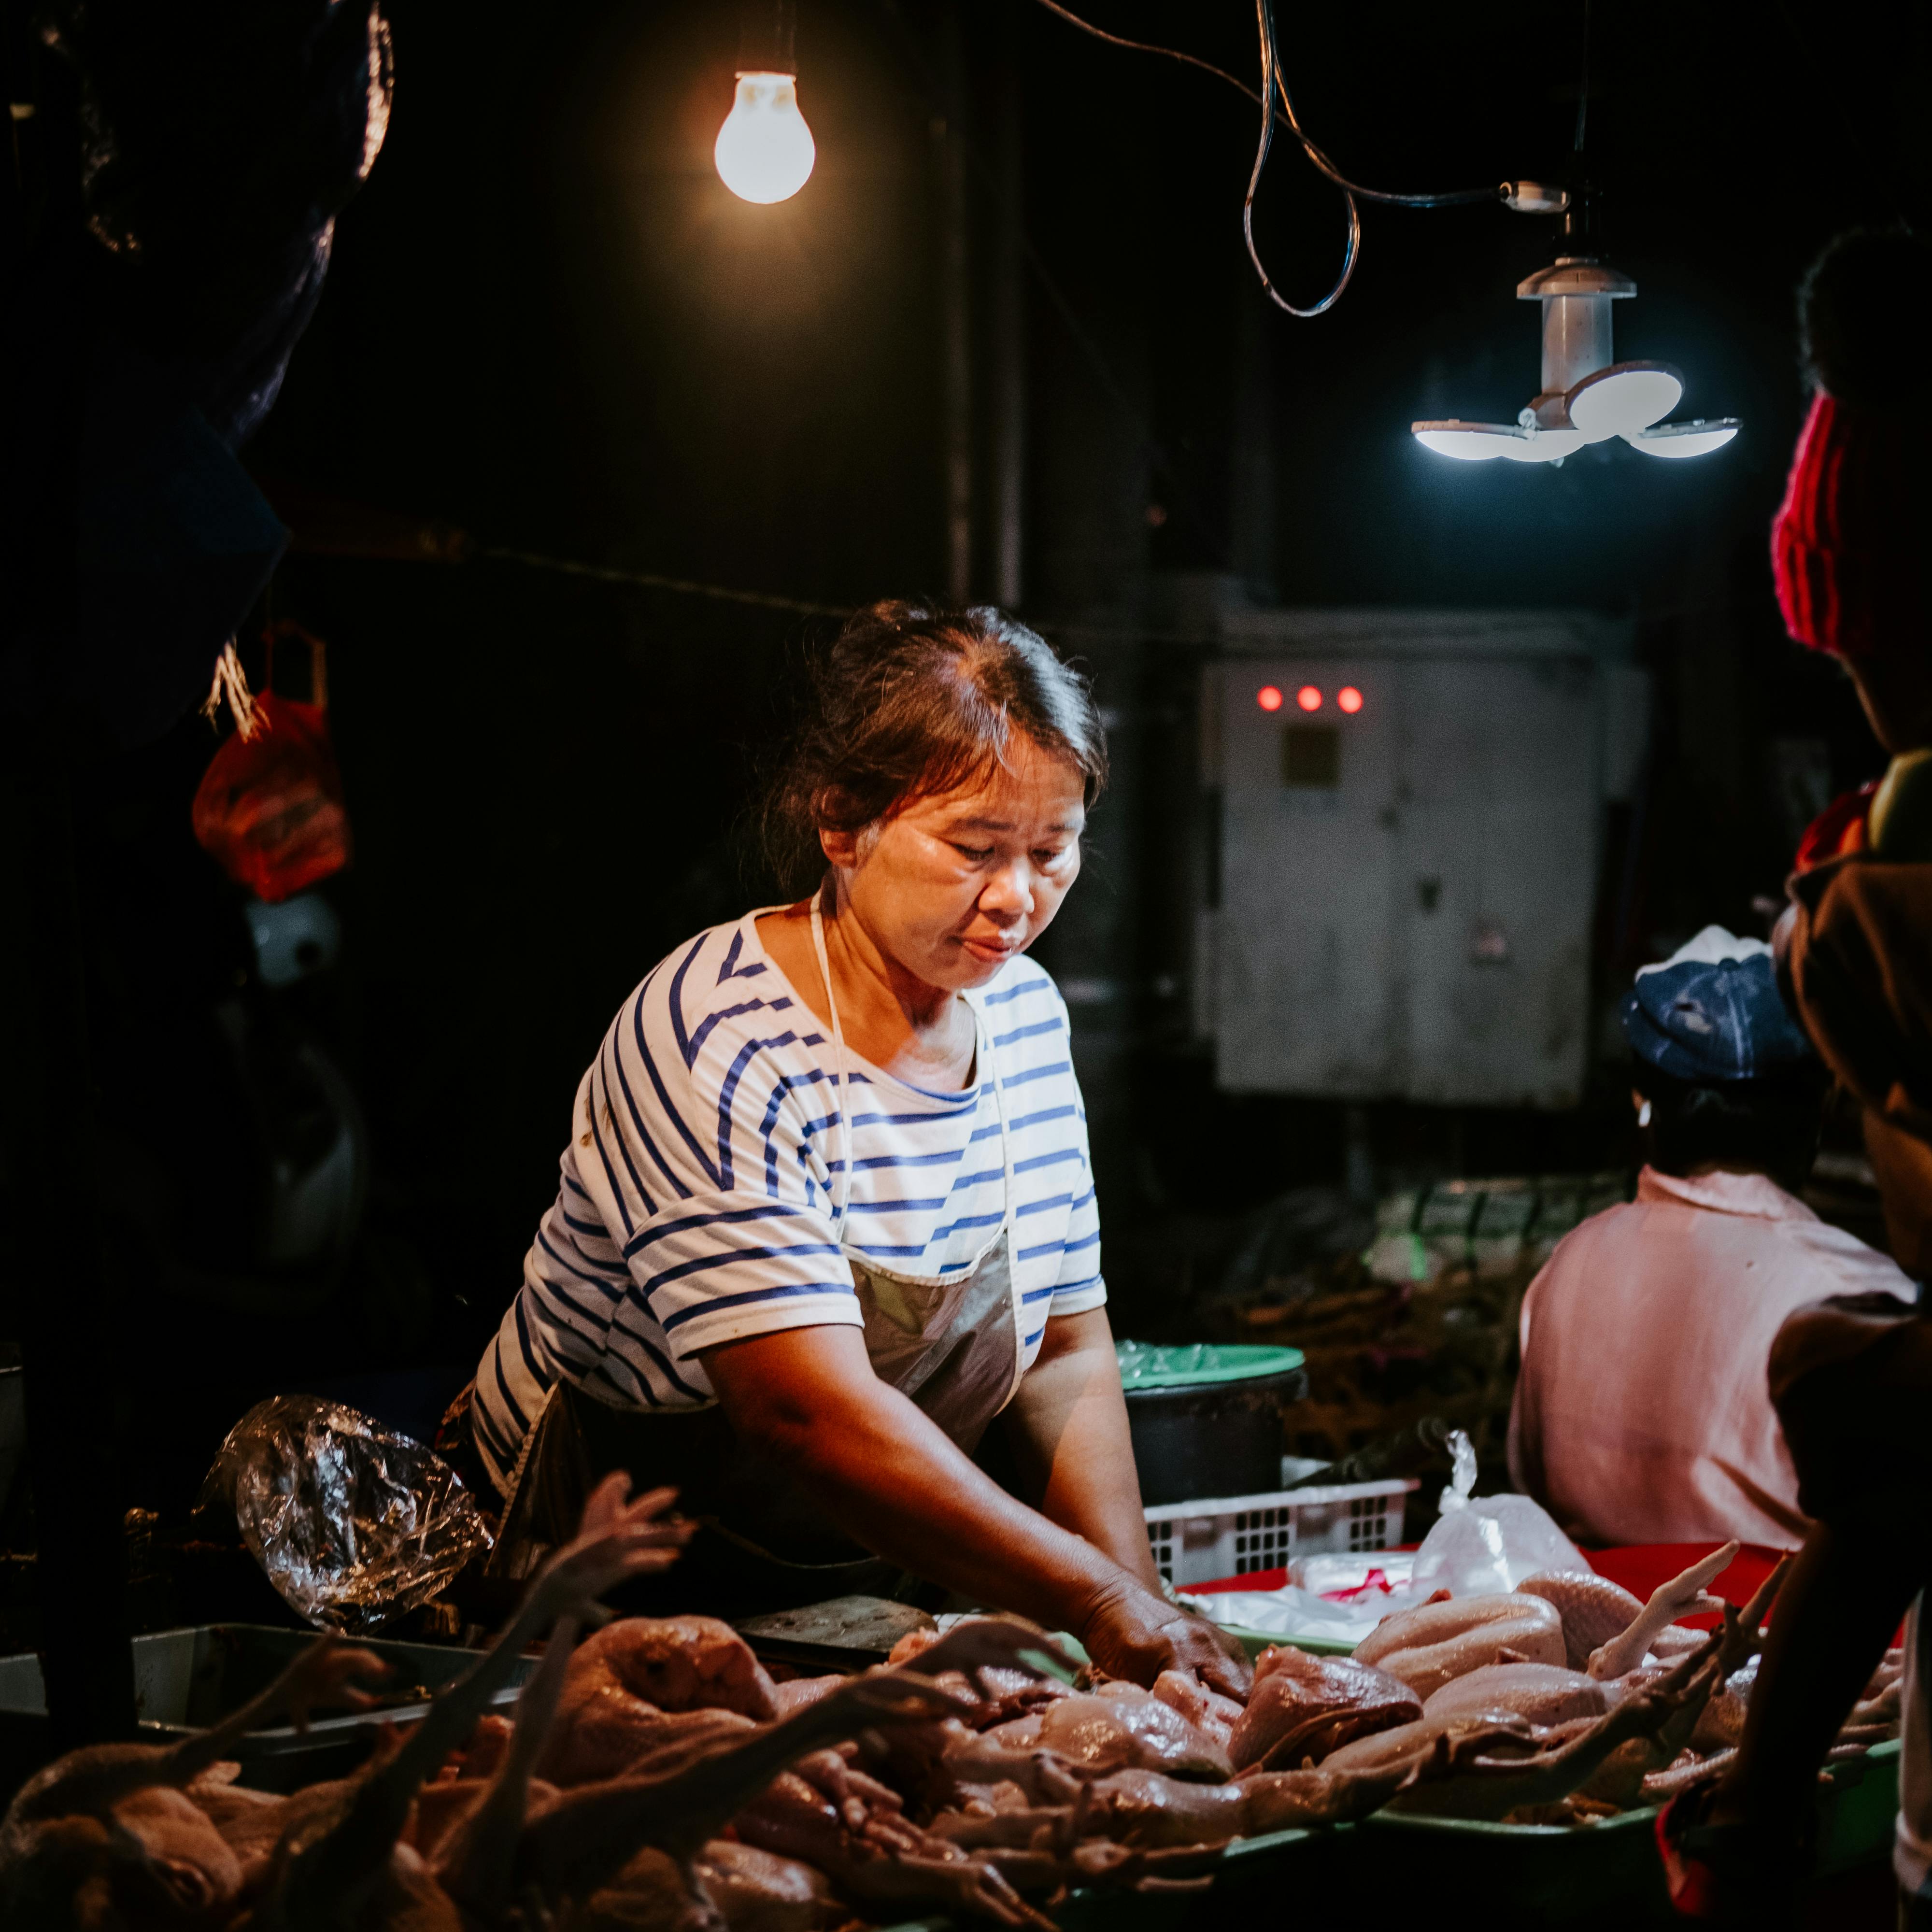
[875,1747,1898,1932]
[1350,1740,1900,1921]
[879,1820,1348,1932]
[1223,1624,1356,1659]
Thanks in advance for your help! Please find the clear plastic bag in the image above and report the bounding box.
[201,1394,492,1632]
[1408,1429,1589,1597]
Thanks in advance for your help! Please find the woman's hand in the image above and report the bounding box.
[1079,1577,1252,1700]
[704,1327,1250,1693]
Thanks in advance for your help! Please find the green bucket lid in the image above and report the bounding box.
[1114,1339,1306,1390]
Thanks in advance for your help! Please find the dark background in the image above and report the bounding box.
[44,0,1929,1501]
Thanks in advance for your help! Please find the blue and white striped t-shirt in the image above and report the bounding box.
[471,911,1106,1493]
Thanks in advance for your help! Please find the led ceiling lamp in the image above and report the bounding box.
[1410,0,1735,468]
[1410,242,1738,468]
[714,0,815,205]
[1028,0,1744,458]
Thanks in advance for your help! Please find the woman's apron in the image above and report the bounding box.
[483,902,1031,1616]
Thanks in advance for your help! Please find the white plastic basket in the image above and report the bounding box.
[1144,1477,1418,1589]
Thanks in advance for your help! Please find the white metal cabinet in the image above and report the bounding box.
[1215,659,1402,1097]
[1207,611,1636,1110]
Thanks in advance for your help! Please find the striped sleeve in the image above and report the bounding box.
[1045,1144,1105,1317]
[581,930,863,1361]
[1035,982,1105,1320]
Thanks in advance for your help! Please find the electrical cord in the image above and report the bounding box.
[1574,0,1591,159]
[1027,0,1499,208]
[1244,0,1358,317]
[1028,0,1497,318]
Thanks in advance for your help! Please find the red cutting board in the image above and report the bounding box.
[1584,1542,1788,1628]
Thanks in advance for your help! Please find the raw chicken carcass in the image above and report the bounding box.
[571,1616,779,1718]
[1227,1647,1421,1771]
[105,1784,246,1917]
[770,1676,848,1717]
[1150,1670,1244,1752]
[1353,1593,1566,1697]
[0,1634,395,1928]
[694,1839,838,1932]
[1585,1544,1738,1679]
[732,1764,1052,1928]
[539,1616,780,1785]
[1006,1689,1231,1780]
[930,1751,1423,1866]
[1515,1571,1646,1669]
[576,1840,835,1932]
[1421,1662,1608,1730]
[572,1845,715,1932]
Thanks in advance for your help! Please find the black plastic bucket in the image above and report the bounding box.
[1117,1343,1308,1506]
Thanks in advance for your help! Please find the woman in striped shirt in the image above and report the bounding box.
[463,600,1245,1694]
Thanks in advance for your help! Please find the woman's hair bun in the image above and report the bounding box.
[759,600,1107,894]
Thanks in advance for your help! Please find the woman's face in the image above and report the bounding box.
[824,732,1087,993]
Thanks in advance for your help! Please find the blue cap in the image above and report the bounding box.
[1622,925,1815,1083]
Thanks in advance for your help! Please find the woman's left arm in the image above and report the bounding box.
[1002,1307,1162,1589]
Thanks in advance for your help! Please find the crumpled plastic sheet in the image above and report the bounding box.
[201,1394,492,1634]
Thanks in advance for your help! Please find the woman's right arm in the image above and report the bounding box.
[699,1323,1249,1696]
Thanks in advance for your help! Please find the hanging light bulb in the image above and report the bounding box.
[715,73,815,203]
[1412,252,1735,469]
[714,2,814,205]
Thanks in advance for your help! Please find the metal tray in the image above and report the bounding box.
[0,1623,534,1794]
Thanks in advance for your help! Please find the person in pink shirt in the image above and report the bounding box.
[1508,925,1913,1549]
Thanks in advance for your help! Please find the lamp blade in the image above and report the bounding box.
[1412,422,1521,461]
[1623,418,1741,459]
[1566,362,1684,441]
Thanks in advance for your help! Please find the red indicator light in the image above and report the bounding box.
[1338,685,1364,713]
[1256,684,1284,712]
[1296,685,1322,712]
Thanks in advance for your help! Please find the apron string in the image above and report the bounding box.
[808,889,1014,1240]
[809,891,856,1230]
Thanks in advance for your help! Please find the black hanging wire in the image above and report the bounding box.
[1244,0,1357,316]
[1574,0,1592,161]
[1028,0,1499,316]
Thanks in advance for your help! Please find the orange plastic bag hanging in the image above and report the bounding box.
[192,623,353,903]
